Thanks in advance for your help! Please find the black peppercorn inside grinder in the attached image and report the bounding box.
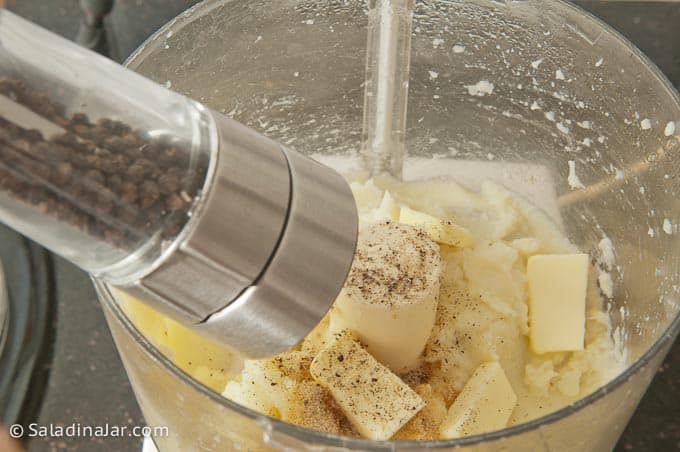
[0,10,358,357]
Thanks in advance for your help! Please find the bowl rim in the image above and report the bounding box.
[117,0,680,448]
[0,261,8,358]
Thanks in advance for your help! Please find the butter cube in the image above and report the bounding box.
[399,206,475,248]
[440,362,517,438]
[527,254,588,354]
[350,180,383,210]
[310,333,425,440]
[376,191,400,222]
[365,191,400,225]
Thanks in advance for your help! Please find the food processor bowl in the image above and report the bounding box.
[96,0,680,450]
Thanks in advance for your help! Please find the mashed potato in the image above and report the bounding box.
[119,175,624,440]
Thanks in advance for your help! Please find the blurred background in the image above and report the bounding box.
[0,0,678,451]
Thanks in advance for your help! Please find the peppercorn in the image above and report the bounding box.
[0,76,208,251]
[165,193,185,211]
[139,180,161,208]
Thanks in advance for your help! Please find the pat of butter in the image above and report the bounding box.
[399,206,475,248]
[310,332,425,441]
[527,254,588,354]
[440,362,517,438]
[366,191,400,225]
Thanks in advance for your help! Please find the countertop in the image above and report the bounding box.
[2,1,679,451]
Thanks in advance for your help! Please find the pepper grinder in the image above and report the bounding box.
[0,11,358,357]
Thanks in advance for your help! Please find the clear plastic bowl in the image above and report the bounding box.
[96,0,680,450]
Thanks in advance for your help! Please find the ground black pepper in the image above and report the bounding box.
[0,77,208,251]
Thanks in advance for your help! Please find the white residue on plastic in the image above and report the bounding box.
[577,120,591,129]
[502,110,524,121]
[640,118,652,130]
[567,160,585,189]
[544,111,555,121]
[598,237,616,268]
[598,271,614,298]
[663,218,674,235]
[555,69,566,80]
[639,186,646,195]
[304,19,315,25]
[556,122,570,134]
[432,38,444,48]
[271,95,298,107]
[530,101,540,111]
[452,44,465,53]
[596,236,615,298]
[293,71,300,77]
[595,57,604,67]
[664,121,676,136]
[465,80,494,97]
[612,323,629,363]
[531,58,543,69]
[648,227,655,238]
[428,70,439,80]
[552,91,568,102]
[254,35,263,43]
